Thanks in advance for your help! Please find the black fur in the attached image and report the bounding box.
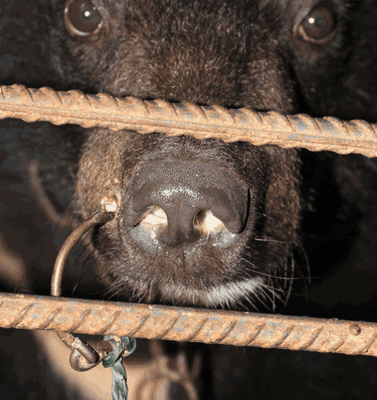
[2,0,377,399]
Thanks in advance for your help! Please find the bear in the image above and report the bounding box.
[2,0,377,399]
[55,0,330,310]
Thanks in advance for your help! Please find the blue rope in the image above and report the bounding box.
[103,336,137,400]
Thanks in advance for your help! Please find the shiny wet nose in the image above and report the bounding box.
[123,161,249,249]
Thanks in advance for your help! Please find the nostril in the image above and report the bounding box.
[138,206,168,240]
[141,206,167,227]
[194,210,225,234]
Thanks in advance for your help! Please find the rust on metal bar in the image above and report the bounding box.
[0,84,376,157]
[1,292,377,357]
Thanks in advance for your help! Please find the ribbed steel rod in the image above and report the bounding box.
[0,84,376,157]
[1,292,377,357]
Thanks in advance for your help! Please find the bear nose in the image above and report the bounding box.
[123,161,250,249]
[132,184,241,247]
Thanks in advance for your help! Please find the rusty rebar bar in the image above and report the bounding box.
[1,292,377,357]
[0,84,377,157]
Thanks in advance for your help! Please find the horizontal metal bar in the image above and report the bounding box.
[0,85,376,157]
[1,292,376,357]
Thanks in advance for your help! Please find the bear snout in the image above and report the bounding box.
[122,160,250,251]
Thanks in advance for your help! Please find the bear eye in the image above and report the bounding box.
[299,7,336,43]
[64,0,102,37]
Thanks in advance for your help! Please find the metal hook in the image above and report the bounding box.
[51,212,115,371]
[51,211,114,297]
